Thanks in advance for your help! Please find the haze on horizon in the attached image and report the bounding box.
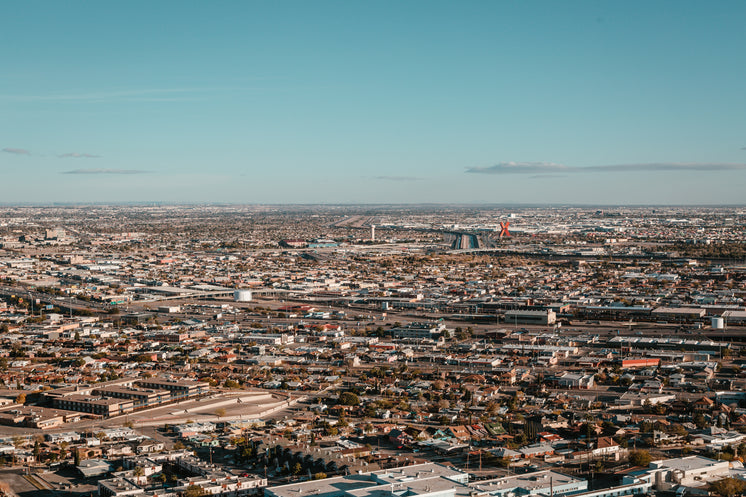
[1,1,745,205]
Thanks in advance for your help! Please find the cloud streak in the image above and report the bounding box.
[58,152,101,159]
[0,87,247,103]
[62,168,148,175]
[2,147,31,155]
[375,175,423,181]
[467,162,746,174]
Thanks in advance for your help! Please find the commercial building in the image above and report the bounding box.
[92,385,172,409]
[473,470,587,497]
[390,323,446,340]
[266,463,468,497]
[51,394,134,417]
[504,310,556,326]
[136,377,210,399]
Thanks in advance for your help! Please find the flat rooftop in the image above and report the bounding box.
[372,463,466,483]
[650,455,727,473]
[266,474,376,497]
[473,470,584,494]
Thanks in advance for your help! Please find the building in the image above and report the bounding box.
[136,377,210,400]
[77,458,113,478]
[52,394,134,417]
[473,470,587,497]
[265,463,468,497]
[504,310,556,326]
[651,307,706,322]
[390,322,446,340]
[556,372,595,389]
[647,456,729,494]
[92,385,172,409]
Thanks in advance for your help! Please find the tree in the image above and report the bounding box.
[709,477,746,497]
[338,392,360,406]
[183,485,207,497]
[59,441,69,461]
[15,393,26,404]
[133,466,144,477]
[628,450,652,467]
[693,412,708,429]
[215,408,226,419]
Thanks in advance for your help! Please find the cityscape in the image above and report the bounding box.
[0,205,745,497]
[3,1,746,496]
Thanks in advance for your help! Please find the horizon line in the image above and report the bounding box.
[0,201,745,209]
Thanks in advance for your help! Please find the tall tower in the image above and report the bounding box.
[371,225,376,241]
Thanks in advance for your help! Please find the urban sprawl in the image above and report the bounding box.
[1,205,746,497]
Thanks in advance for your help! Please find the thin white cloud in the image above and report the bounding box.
[58,152,101,159]
[375,175,423,181]
[467,162,746,174]
[0,87,247,103]
[466,162,569,174]
[586,162,746,172]
[62,169,148,175]
[2,147,31,155]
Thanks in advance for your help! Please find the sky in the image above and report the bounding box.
[1,1,745,205]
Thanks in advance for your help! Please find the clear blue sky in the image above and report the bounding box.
[2,1,745,205]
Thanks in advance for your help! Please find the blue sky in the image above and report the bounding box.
[1,1,745,205]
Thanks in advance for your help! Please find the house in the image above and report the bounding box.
[137,440,165,454]
[556,372,595,389]
[519,443,555,459]
[693,397,715,413]
[446,425,471,441]
[490,447,521,461]
[388,429,411,447]
[592,437,621,458]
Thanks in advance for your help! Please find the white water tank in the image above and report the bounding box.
[234,289,253,302]
[712,316,724,329]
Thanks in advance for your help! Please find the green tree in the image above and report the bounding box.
[629,450,652,467]
[338,392,360,406]
[693,412,707,429]
[709,477,746,497]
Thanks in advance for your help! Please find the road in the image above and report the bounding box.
[0,468,37,497]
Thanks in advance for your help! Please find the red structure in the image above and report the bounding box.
[620,358,661,369]
[499,221,511,238]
